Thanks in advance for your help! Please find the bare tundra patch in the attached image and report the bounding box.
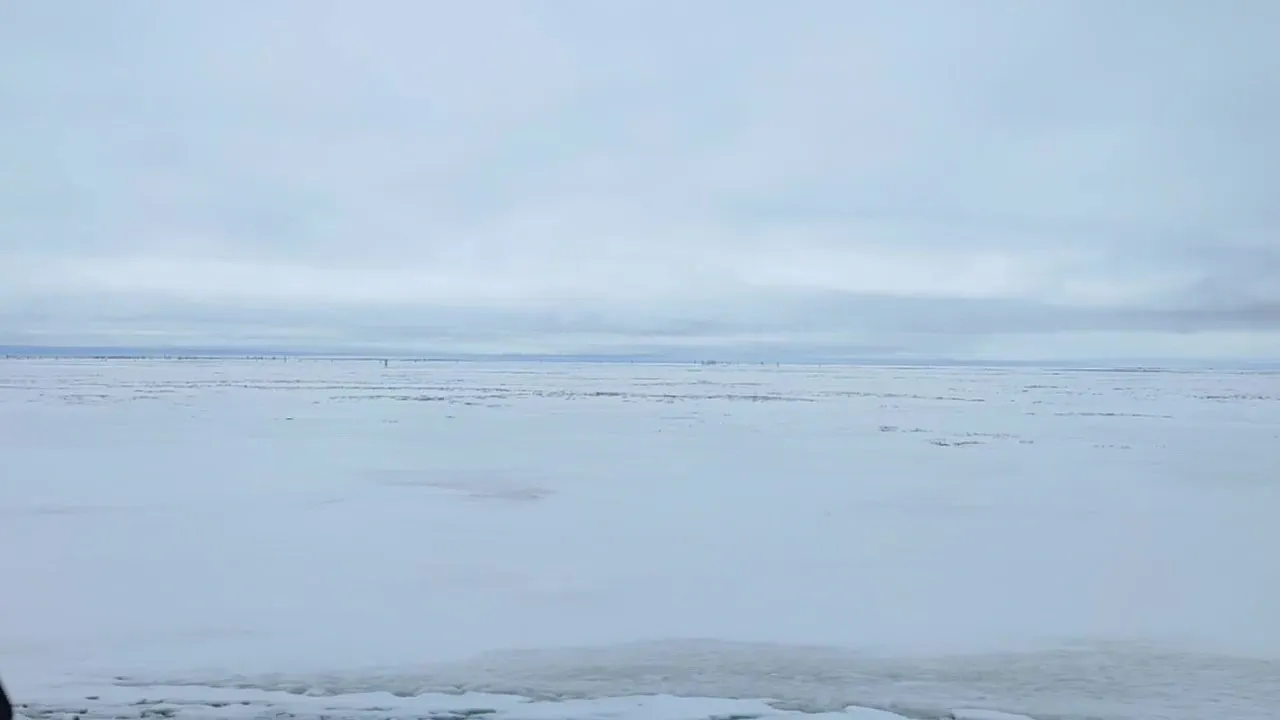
[361,469,555,503]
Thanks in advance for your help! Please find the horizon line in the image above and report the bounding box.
[2,344,1278,371]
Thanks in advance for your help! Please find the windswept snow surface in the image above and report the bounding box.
[2,358,1279,720]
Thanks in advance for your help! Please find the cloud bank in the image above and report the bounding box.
[2,1,1278,359]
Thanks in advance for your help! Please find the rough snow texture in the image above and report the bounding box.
[2,359,1279,720]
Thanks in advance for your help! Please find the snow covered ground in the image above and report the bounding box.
[2,358,1278,720]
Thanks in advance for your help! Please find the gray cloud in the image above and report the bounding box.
[2,1,1278,359]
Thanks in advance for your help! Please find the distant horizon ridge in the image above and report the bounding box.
[1,344,1277,370]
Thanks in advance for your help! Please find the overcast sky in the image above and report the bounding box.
[2,1,1277,360]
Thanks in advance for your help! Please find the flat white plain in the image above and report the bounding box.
[2,358,1278,720]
